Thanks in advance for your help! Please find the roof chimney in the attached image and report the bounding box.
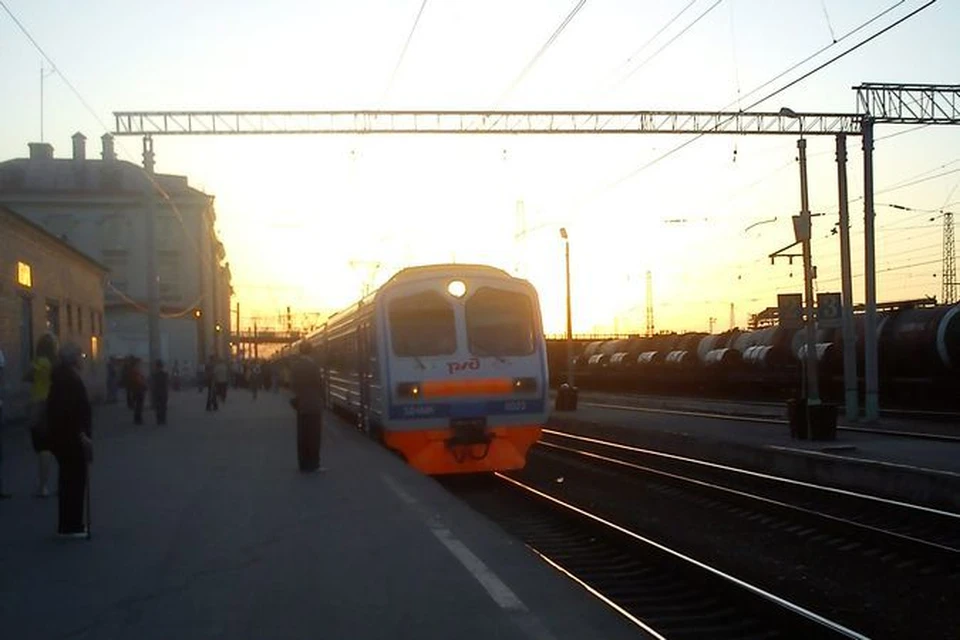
[28,142,54,160]
[101,133,116,162]
[72,132,87,161]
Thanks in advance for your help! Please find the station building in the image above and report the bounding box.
[0,133,231,379]
[0,204,107,419]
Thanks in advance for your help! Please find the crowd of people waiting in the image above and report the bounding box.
[0,342,296,536]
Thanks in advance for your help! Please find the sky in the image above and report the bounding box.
[2,0,959,336]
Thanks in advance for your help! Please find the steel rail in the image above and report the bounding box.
[543,428,960,520]
[579,399,960,443]
[494,473,870,640]
[537,436,960,556]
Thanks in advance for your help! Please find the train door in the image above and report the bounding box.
[357,321,372,434]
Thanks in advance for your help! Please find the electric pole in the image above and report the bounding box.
[944,210,956,305]
[645,271,654,337]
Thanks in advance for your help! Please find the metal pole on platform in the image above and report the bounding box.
[142,136,161,392]
[862,118,879,422]
[836,134,859,421]
[560,227,574,388]
[797,137,820,409]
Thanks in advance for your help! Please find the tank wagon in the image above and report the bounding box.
[549,303,960,409]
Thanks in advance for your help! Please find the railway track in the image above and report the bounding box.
[445,473,867,640]
[571,392,960,442]
[539,429,960,565]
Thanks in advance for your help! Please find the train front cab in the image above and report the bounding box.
[379,275,548,475]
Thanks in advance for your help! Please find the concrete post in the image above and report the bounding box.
[862,118,879,421]
[836,134,859,421]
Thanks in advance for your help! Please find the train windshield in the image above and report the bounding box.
[466,287,535,357]
[389,291,457,356]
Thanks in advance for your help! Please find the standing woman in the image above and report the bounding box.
[24,333,58,497]
[47,343,92,538]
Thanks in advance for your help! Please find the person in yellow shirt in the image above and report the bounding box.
[24,333,57,497]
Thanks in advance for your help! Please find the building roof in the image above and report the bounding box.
[0,204,109,274]
[0,152,210,201]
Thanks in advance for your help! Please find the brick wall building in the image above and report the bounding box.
[0,205,107,420]
[0,134,231,375]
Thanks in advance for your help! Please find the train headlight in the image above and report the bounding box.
[512,377,537,393]
[447,280,467,298]
[397,382,422,398]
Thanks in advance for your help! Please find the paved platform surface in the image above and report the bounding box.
[0,388,644,640]
[550,390,960,510]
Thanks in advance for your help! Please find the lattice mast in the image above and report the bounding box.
[645,270,654,337]
[944,210,957,305]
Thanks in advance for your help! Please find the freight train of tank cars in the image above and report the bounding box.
[546,303,960,409]
[277,264,550,475]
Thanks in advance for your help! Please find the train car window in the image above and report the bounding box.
[389,291,457,356]
[466,288,535,357]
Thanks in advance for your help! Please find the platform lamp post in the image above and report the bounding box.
[780,107,828,437]
[557,227,578,410]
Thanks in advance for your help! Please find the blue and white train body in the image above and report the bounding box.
[288,264,549,475]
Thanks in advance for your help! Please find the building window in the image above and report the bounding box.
[45,301,60,337]
[66,304,73,332]
[91,336,100,360]
[17,261,32,288]
[78,305,83,333]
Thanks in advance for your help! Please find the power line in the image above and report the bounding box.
[743,0,939,111]
[597,1,936,198]
[614,0,724,90]
[495,0,588,106]
[382,0,429,104]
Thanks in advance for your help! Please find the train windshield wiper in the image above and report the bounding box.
[470,342,507,363]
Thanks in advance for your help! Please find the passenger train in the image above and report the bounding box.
[281,264,550,475]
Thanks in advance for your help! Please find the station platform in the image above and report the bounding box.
[549,390,960,511]
[0,389,643,640]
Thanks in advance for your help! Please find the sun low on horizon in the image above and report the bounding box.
[1,1,958,336]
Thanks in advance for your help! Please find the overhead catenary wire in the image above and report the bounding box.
[495,0,588,107]
[612,0,725,90]
[594,0,936,199]
[0,0,229,317]
[381,0,429,105]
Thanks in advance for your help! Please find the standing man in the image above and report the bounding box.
[129,359,147,425]
[152,360,170,425]
[290,343,324,472]
[47,343,92,538]
[214,358,229,405]
[0,346,10,499]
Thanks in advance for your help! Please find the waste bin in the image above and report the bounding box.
[786,398,808,440]
[808,403,838,441]
[555,383,579,411]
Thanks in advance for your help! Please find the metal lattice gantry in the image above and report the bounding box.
[855,83,960,124]
[113,110,862,137]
